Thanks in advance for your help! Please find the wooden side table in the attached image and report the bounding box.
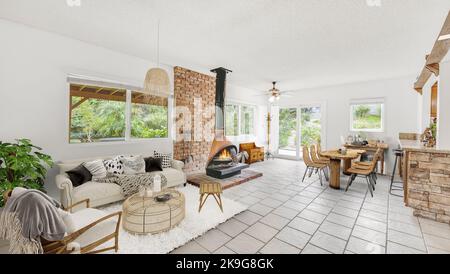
[199,182,223,213]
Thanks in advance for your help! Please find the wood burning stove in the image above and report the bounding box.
[206,68,249,179]
[206,145,248,179]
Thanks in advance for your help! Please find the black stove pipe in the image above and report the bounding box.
[210,67,232,139]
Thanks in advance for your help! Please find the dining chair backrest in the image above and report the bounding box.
[317,142,322,153]
[310,145,322,163]
[302,146,314,166]
[367,148,382,171]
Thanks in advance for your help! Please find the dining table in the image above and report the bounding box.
[319,149,366,189]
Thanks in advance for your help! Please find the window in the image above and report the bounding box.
[350,100,384,132]
[301,107,322,146]
[131,91,168,139]
[225,103,256,137]
[69,84,169,143]
[225,104,239,136]
[240,106,255,135]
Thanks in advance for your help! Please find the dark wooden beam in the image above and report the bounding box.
[71,97,89,110]
[413,11,450,93]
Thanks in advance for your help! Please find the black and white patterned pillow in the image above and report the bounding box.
[103,158,124,175]
[154,151,172,168]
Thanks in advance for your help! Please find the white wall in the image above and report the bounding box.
[0,19,267,197]
[273,76,421,174]
[0,20,174,197]
[438,60,450,148]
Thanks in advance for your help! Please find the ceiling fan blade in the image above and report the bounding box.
[282,94,294,98]
[280,90,297,94]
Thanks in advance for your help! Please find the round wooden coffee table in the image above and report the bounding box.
[122,189,185,235]
[320,150,365,189]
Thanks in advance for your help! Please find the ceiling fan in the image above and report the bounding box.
[263,81,294,102]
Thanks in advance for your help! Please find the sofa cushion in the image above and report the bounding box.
[83,160,108,180]
[155,168,185,187]
[154,151,172,168]
[144,157,163,172]
[103,158,124,175]
[66,165,92,187]
[72,182,122,204]
[120,155,146,175]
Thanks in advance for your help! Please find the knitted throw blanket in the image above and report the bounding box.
[0,188,66,254]
[96,173,168,198]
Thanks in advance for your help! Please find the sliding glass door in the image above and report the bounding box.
[278,108,298,157]
[278,105,323,159]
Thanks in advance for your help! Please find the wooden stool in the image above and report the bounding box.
[199,183,223,213]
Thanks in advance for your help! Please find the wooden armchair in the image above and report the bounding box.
[3,190,122,254]
[239,143,265,164]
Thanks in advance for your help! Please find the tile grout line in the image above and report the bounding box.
[255,174,327,254]
[221,164,313,254]
[276,174,358,254]
[385,191,390,254]
[416,209,430,254]
[342,180,369,254]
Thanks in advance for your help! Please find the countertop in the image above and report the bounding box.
[399,139,450,154]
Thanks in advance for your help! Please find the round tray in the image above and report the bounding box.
[154,193,172,202]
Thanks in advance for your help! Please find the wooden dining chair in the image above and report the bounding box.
[345,149,381,197]
[316,143,330,162]
[352,148,382,184]
[302,146,328,186]
[310,145,329,181]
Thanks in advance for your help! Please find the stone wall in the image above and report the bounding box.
[407,151,450,224]
[173,66,216,173]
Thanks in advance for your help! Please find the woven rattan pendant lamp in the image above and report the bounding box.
[143,20,170,97]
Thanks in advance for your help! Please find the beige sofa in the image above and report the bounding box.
[55,157,186,209]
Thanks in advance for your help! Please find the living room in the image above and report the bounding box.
[1,0,450,260]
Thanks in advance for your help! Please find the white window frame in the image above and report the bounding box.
[67,75,172,145]
[224,101,257,138]
[349,98,385,133]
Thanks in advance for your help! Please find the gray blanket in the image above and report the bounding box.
[2,189,66,243]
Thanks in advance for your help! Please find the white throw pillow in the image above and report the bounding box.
[121,155,146,175]
[83,160,107,180]
[154,151,172,168]
[103,158,124,175]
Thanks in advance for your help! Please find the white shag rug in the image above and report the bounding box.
[101,184,247,254]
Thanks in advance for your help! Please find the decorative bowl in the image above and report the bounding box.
[154,193,172,202]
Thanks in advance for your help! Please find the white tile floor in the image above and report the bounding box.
[1,158,449,254]
[172,158,450,254]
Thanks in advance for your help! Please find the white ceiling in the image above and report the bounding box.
[1,0,449,92]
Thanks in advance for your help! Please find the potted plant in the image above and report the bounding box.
[0,139,53,207]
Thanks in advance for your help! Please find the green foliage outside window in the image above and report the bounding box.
[131,103,168,139]
[301,107,321,146]
[279,107,322,150]
[70,98,126,143]
[225,104,239,136]
[351,104,383,131]
[241,106,254,135]
[70,96,168,143]
[279,108,297,149]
